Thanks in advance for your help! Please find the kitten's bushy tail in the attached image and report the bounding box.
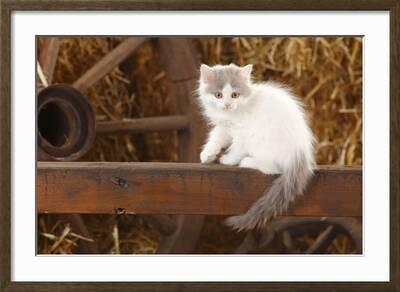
[225,152,314,232]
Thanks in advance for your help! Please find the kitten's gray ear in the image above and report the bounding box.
[240,64,253,80]
[200,64,214,83]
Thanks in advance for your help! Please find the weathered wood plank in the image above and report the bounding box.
[96,115,189,136]
[38,162,362,217]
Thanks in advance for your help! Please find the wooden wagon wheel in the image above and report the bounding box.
[235,217,362,254]
[38,37,205,254]
[38,39,98,253]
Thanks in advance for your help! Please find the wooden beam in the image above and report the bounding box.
[158,38,205,253]
[38,162,362,217]
[96,115,189,136]
[159,38,206,162]
[72,37,146,92]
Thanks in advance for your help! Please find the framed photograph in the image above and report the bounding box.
[1,0,399,291]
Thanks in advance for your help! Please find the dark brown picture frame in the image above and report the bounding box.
[1,1,399,291]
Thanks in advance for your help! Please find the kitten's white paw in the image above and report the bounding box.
[219,154,239,166]
[239,157,256,168]
[200,149,217,163]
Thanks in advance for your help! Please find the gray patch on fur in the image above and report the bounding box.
[225,151,314,231]
[204,65,251,97]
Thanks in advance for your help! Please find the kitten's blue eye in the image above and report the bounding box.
[231,92,240,98]
[215,92,223,99]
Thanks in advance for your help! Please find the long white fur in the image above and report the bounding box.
[197,64,316,231]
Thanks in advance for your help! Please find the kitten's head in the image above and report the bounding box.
[198,63,253,111]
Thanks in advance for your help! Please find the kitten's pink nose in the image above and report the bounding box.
[224,103,231,109]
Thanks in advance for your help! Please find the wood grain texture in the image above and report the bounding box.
[96,115,189,135]
[0,282,396,292]
[390,0,400,289]
[38,162,362,216]
[0,2,11,291]
[2,0,396,10]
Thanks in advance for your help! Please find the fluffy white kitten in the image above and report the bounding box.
[197,63,316,231]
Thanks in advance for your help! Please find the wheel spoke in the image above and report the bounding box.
[306,225,337,254]
[38,37,60,85]
[72,37,146,92]
[155,39,205,254]
[282,231,294,251]
[97,115,189,136]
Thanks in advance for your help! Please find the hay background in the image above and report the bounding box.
[37,37,362,254]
